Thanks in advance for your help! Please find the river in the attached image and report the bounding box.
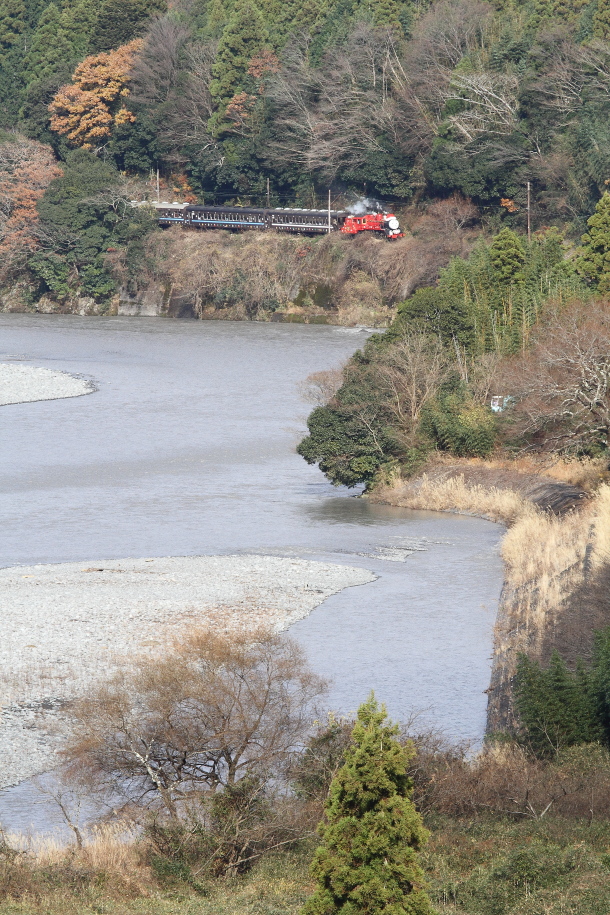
[0,315,503,833]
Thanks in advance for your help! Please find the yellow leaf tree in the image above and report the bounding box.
[49,39,142,148]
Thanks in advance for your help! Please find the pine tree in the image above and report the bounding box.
[514,652,601,758]
[302,694,433,915]
[209,0,268,134]
[367,0,403,34]
[61,0,99,61]
[592,626,610,743]
[577,191,610,293]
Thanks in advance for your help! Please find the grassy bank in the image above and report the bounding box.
[370,459,610,732]
[2,815,610,915]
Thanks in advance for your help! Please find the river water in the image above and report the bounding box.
[0,315,503,833]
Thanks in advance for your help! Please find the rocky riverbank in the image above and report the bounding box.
[0,555,375,788]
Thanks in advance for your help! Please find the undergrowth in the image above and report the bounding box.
[1,818,610,914]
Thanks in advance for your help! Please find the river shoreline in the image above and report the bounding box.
[0,555,375,790]
[369,457,608,734]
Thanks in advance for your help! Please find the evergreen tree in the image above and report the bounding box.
[0,0,24,53]
[202,0,229,38]
[489,227,526,286]
[22,4,73,86]
[593,0,610,38]
[33,148,154,299]
[209,0,268,135]
[592,626,610,742]
[367,0,403,34]
[61,0,99,61]
[577,191,610,293]
[302,694,432,915]
[90,0,166,52]
[514,652,601,758]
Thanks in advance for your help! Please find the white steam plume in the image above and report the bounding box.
[345,197,386,215]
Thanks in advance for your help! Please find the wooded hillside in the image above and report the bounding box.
[3,0,610,310]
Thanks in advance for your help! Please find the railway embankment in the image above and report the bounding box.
[1,211,477,324]
[369,458,610,736]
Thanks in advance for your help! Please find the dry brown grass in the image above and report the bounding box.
[375,462,610,730]
[372,472,535,525]
[119,220,473,326]
[8,823,140,869]
[0,823,152,904]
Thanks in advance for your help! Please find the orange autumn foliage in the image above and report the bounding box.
[0,136,62,280]
[49,40,143,148]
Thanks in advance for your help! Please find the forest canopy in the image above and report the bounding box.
[4,0,610,312]
[1,0,610,217]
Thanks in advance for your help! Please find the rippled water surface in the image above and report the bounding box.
[0,315,503,832]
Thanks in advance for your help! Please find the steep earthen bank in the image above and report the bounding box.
[1,214,477,325]
[369,458,610,735]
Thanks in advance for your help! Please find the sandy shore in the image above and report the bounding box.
[0,554,375,788]
[0,363,94,405]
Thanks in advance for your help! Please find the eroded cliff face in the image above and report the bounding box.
[0,283,116,316]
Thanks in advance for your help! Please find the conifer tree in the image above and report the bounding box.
[593,0,610,38]
[577,191,610,293]
[592,627,610,742]
[90,0,166,52]
[22,4,73,86]
[209,0,268,134]
[368,0,403,34]
[0,0,25,53]
[489,227,526,286]
[514,652,601,758]
[61,0,99,61]
[302,694,433,915]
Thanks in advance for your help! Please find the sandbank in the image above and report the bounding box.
[0,554,375,788]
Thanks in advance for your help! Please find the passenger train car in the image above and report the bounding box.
[154,202,403,239]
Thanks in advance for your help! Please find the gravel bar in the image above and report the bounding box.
[0,554,376,788]
[0,363,94,405]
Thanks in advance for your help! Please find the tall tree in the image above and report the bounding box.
[209,0,268,135]
[302,694,432,915]
[514,652,601,758]
[489,227,526,286]
[0,0,24,53]
[577,191,610,293]
[49,40,143,148]
[90,0,166,52]
[22,3,73,86]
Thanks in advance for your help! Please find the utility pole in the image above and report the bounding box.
[156,167,160,202]
[267,177,270,208]
[328,189,331,233]
[526,180,531,241]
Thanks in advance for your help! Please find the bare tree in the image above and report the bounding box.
[300,368,345,406]
[372,331,452,442]
[268,26,400,177]
[64,628,327,821]
[447,71,519,141]
[130,18,190,108]
[393,0,493,156]
[500,300,610,452]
